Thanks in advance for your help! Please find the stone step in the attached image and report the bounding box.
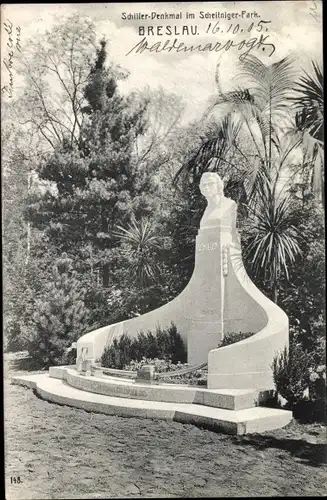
[11,373,292,435]
[48,366,264,410]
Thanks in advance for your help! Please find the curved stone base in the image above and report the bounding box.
[48,366,262,409]
[11,370,292,435]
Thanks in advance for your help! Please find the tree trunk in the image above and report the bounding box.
[25,172,33,266]
[102,263,110,288]
[25,222,31,266]
[272,283,278,304]
[100,205,110,287]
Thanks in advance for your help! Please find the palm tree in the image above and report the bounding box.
[175,55,301,206]
[291,61,324,204]
[293,61,323,142]
[207,55,301,200]
[174,113,243,185]
[114,216,162,289]
[244,170,302,303]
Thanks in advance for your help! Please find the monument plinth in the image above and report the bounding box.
[187,226,224,365]
[76,171,289,390]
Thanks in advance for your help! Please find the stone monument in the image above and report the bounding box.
[76,169,289,391]
[12,167,292,435]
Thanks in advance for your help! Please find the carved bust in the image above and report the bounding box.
[199,172,238,241]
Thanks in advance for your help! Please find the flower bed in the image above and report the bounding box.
[124,358,208,386]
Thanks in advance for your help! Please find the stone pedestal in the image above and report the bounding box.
[187,227,224,365]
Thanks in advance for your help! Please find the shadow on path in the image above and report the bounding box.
[232,433,327,467]
[5,352,46,373]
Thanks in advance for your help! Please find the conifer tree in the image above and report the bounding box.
[26,254,89,367]
[78,39,151,286]
[26,39,153,287]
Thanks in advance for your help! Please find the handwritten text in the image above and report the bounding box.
[1,19,21,98]
[126,34,275,60]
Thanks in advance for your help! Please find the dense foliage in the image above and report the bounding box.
[272,339,326,421]
[25,254,90,367]
[218,331,254,347]
[100,324,187,369]
[272,343,312,406]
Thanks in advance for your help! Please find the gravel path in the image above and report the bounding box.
[4,352,327,499]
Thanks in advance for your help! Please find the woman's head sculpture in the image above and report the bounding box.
[199,172,224,202]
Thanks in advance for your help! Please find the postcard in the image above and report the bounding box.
[2,2,325,499]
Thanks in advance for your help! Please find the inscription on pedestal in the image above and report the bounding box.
[198,241,219,252]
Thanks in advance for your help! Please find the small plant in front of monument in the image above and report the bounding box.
[218,331,254,347]
[100,335,134,370]
[100,323,187,369]
[272,336,326,422]
[308,364,326,402]
[271,342,312,408]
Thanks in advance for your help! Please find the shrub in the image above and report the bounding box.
[218,331,254,347]
[272,343,312,407]
[308,365,326,402]
[100,323,187,368]
[100,334,134,370]
[25,255,90,368]
[156,322,187,363]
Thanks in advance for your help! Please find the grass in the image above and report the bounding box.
[4,351,327,499]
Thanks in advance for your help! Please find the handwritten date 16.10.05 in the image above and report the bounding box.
[206,20,271,35]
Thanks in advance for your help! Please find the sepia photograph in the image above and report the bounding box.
[2,1,325,498]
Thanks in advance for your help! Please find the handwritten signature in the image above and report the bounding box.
[1,19,21,99]
[126,33,275,59]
